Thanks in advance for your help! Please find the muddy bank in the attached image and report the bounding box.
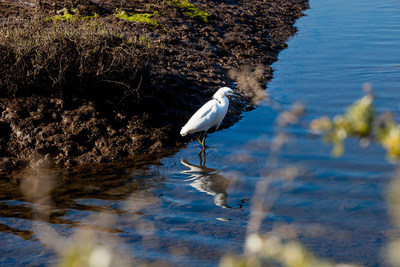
[0,0,308,172]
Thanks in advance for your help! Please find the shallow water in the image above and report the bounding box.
[1,0,400,266]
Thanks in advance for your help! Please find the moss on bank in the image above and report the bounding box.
[114,9,167,33]
[167,0,211,23]
[45,8,100,21]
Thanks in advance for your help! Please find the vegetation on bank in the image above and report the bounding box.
[0,19,156,99]
[167,0,211,23]
[114,9,168,32]
[44,8,100,21]
[0,0,212,99]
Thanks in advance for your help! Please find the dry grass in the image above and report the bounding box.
[0,18,158,99]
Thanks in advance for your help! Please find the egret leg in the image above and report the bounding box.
[196,132,204,144]
[201,132,207,149]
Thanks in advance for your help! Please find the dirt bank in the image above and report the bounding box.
[0,0,308,173]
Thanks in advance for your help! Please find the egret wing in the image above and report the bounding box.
[183,100,219,133]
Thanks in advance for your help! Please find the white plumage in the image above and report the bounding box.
[180,87,234,147]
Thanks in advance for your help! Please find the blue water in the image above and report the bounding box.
[1,0,400,266]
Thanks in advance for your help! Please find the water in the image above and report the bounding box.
[1,0,400,266]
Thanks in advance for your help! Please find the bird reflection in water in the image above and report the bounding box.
[180,156,231,208]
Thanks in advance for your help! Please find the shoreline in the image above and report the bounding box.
[0,0,309,173]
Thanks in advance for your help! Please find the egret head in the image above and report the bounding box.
[213,87,235,99]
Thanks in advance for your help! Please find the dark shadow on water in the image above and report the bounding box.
[0,163,163,239]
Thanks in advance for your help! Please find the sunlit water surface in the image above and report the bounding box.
[1,0,400,266]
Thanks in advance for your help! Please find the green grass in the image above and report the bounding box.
[114,9,168,33]
[46,8,167,32]
[45,8,100,21]
[167,0,211,23]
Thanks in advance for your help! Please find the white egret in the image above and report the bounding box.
[180,87,234,149]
